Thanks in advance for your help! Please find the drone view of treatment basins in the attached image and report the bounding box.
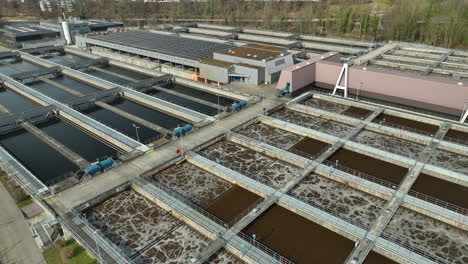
[0,17,467,264]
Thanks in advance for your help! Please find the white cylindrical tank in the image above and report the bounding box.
[61,21,72,45]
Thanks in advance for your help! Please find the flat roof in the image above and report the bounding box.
[200,58,264,70]
[217,45,282,61]
[244,43,285,52]
[3,25,59,37]
[90,30,235,60]
[200,57,233,68]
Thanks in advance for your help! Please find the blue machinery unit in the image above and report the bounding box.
[173,124,193,137]
[84,158,115,176]
[277,83,290,98]
[231,101,248,111]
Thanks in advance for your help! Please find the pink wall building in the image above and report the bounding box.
[276,53,468,116]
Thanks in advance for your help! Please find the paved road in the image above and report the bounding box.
[0,183,45,264]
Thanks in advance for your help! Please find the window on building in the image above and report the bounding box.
[275,59,285,66]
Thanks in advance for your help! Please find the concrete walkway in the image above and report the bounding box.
[0,183,45,264]
[55,94,285,210]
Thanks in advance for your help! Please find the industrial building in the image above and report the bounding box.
[76,30,294,85]
[0,18,123,49]
[0,24,62,49]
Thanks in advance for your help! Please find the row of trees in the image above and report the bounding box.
[1,0,466,48]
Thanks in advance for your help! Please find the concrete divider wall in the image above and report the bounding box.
[131,183,219,241]
[314,60,468,116]
[58,112,134,153]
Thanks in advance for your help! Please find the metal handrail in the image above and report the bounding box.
[322,159,468,217]
[75,211,137,264]
[380,231,448,264]
[228,197,264,227]
[288,146,330,161]
[147,178,229,228]
[340,111,368,120]
[372,120,434,137]
[288,190,370,231]
[237,232,295,264]
[407,190,468,216]
[442,135,468,146]
[322,160,399,190]
[58,217,111,264]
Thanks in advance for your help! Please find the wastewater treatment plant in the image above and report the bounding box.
[0,19,467,264]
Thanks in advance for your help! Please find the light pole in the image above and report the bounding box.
[132,124,140,142]
[180,129,184,155]
[93,230,103,264]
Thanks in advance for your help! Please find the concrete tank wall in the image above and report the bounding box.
[314,61,468,116]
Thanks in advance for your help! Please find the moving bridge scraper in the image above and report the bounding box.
[0,51,21,62]
[0,103,91,173]
[9,66,62,83]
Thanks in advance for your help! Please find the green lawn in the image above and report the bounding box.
[17,197,33,208]
[67,241,97,264]
[0,171,33,209]
[43,240,97,264]
[43,246,62,264]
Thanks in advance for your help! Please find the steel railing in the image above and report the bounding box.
[321,159,399,190]
[287,145,330,161]
[237,232,295,264]
[146,178,229,228]
[442,135,468,146]
[372,120,435,137]
[407,190,468,216]
[75,210,137,264]
[340,110,369,120]
[322,160,468,217]
[288,190,371,231]
[228,197,264,227]
[380,231,448,264]
[138,178,295,264]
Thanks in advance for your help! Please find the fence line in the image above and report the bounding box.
[322,159,398,190]
[442,136,468,147]
[145,178,229,228]
[372,120,434,137]
[380,231,448,264]
[228,198,264,227]
[75,210,137,264]
[237,232,295,264]
[407,190,468,216]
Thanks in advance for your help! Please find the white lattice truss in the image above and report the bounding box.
[333,63,349,98]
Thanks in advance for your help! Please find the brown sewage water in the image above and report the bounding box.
[153,161,260,223]
[411,173,468,210]
[302,97,349,113]
[364,251,398,264]
[444,129,468,145]
[207,185,261,223]
[289,137,330,157]
[342,106,372,119]
[375,114,439,134]
[243,205,354,264]
[327,148,407,185]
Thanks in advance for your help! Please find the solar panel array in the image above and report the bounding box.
[90,30,234,60]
